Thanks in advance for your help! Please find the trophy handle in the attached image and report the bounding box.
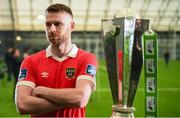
[112,105,135,118]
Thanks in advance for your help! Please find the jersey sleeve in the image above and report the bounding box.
[77,53,98,91]
[16,56,36,89]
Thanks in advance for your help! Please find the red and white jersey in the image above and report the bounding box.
[16,44,98,117]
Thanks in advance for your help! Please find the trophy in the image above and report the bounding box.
[102,10,149,117]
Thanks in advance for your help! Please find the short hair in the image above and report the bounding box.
[45,3,73,18]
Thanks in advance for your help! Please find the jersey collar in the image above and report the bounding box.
[46,44,78,62]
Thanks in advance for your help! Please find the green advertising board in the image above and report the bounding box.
[142,30,158,117]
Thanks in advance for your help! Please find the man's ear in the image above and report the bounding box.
[71,21,75,32]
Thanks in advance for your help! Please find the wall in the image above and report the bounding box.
[0,31,180,60]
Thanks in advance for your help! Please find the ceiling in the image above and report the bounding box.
[0,0,180,32]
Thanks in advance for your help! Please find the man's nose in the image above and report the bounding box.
[49,24,56,33]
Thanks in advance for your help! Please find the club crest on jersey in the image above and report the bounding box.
[18,69,27,80]
[86,64,96,78]
[66,68,76,79]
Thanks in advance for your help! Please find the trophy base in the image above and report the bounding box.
[112,105,135,118]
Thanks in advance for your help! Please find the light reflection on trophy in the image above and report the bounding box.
[102,9,149,117]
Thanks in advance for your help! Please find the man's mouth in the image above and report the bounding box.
[49,36,58,39]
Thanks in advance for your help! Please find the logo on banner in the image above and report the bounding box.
[146,59,155,74]
[146,40,154,55]
[146,96,156,112]
[147,77,155,93]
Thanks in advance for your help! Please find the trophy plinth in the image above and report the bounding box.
[112,105,135,118]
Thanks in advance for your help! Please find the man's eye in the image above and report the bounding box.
[54,22,62,27]
[46,23,51,27]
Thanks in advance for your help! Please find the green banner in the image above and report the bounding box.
[142,30,158,117]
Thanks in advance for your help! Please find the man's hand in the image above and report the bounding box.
[32,86,46,97]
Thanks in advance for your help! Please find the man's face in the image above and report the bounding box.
[45,12,74,47]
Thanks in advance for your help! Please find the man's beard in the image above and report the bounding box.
[48,35,64,47]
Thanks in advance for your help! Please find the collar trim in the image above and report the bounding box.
[45,44,78,62]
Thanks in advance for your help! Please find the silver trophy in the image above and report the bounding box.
[102,10,149,117]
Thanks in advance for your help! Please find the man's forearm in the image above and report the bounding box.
[32,80,93,108]
[33,87,83,108]
[17,95,60,115]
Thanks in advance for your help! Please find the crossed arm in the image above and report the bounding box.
[15,79,93,115]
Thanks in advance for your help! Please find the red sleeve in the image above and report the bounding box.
[77,53,98,91]
[17,56,36,88]
[78,53,98,79]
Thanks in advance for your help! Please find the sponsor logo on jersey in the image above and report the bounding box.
[86,64,96,78]
[18,69,27,80]
[41,72,49,78]
[66,68,76,79]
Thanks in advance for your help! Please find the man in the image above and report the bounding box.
[15,3,98,117]
[4,47,13,81]
[163,47,170,67]
[11,48,22,101]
